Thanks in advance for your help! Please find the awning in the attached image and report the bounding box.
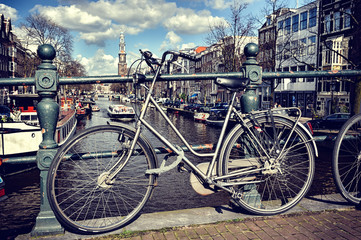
[190,93,199,98]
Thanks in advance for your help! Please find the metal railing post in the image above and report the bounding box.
[31,44,64,236]
[240,43,262,113]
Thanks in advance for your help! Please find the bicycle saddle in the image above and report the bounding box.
[215,77,250,91]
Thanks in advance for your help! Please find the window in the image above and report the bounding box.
[299,38,307,56]
[334,12,341,31]
[292,15,299,32]
[278,20,283,36]
[308,36,316,54]
[9,61,16,72]
[309,7,317,27]
[291,40,298,56]
[300,11,308,30]
[344,8,351,28]
[285,17,291,34]
[267,17,271,26]
[325,14,332,33]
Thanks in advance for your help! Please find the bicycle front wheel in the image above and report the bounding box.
[219,114,315,215]
[47,125,157,234]
[333,114,361,205]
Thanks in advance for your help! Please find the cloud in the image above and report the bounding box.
[160,31,182,51]
[30,0,226,47]
[32,0,177,46]
[0,4,18,21]
[164,8,226,35]
[77,49,118,76]
[203,0,232,10]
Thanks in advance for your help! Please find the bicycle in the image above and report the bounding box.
[47,47,317,234]
[332,113,361,205]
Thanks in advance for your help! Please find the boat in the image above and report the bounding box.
[92,105,100,112]
[0,94,77,157]
[107,104,135,119]
[194,112,210,122]
[0,175,7,202]
[205,115,224,127]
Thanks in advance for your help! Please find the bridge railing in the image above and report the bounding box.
[0,43,360,236]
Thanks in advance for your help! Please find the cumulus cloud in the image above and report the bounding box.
[28,0,227,47]
[203,0,232,10]
[164,8,226,35]
[31,0,177,46]
[0,4,18,21]
[77,49,118,76]
[160,31,182,51]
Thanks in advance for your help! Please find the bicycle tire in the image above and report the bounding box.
[332,114,361,205]
[219,114,315,215]
[47,125,157,234]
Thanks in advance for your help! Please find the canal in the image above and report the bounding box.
[0,97,338,237]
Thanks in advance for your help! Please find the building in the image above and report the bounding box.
[0,14,12,79]
[258,8,292,109]
[317,0,355,115]
[270,1,320,117]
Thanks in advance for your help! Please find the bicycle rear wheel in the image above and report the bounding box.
[47,125,157,234]
[333,114,361,205]
[219,114,315,215]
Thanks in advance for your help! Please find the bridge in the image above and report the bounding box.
[0,43,360,237]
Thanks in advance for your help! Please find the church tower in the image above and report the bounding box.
[118,32,127,76]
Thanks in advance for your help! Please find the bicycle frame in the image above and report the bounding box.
[107,56,315,194]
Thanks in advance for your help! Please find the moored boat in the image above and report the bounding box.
[194,112,210,122]
[0,109,77,156]
[92,105,100,112]
[0,94,77,157]
[0,175,7,202]
[107,104,135,119]
[205,115,224,127]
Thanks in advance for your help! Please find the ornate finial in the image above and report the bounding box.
[37,44,56,61]
[37,44,57,70]
[244,43,259,59]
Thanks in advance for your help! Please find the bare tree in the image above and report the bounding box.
[207,0,254,72]
[20,14,73,62]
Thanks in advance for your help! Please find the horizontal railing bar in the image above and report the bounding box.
[262,69,361,79]
[0,70,360,87]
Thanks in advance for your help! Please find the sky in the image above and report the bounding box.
[0,0,300,76]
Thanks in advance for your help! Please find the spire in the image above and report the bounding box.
[119,32,125,54]
[118,32,127,76]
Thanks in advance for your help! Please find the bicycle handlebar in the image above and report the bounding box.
[139,49,198,68]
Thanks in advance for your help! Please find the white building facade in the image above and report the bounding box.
[274,1,320,117]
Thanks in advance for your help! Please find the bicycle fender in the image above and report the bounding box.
[295,120,318,157]
[107,121,159,168]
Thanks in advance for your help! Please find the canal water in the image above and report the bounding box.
[0,97,337,237]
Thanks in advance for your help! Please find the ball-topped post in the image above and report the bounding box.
[32,44,63,236]
[244,43,259,65]
[240,42,262,113]
[37,44,57,70]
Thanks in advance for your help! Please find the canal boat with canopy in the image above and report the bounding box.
[0,94,77,157]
